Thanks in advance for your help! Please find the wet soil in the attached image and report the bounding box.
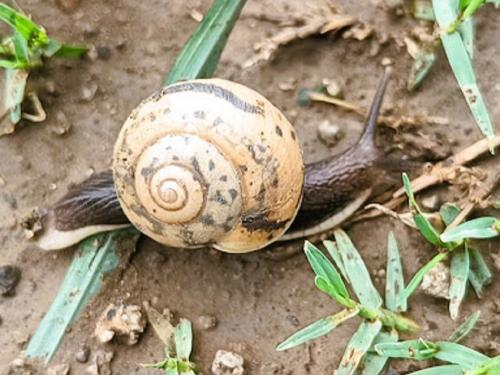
[1,0,499,374]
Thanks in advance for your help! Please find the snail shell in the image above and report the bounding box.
[113,79,304,253]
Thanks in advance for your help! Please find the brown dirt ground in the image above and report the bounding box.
[1,0,500,374]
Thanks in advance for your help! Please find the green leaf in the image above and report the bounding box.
[432,0,495,141]
[440,203,461,226]
[407,365,463,375]
[358,331,398,375]
[304,241,350,305]
[400,252,448,302]
[276,308,359,351]
[449,247,470,320]
[403,173,417,206]
[458,17,475,59]
[5,68,29,124]
[448,310,480,343]
[164,0,246,85]
[52,42,87,59]
[385,232,407,312]
[435,341,489,370]
[336,320,383,375]
[175,319,193,361]
[334,230,383,309]
[12,31,29,66]
[471,356,500,375]
[323,240,348,280]
[0,4,48,48]
[408,50,437,91]
[468,248,492,298]
[441,217,499,242]
[375,339,439,360]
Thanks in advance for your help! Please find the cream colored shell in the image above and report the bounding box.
[113,79,304,253]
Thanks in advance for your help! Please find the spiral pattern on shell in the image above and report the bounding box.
[113,79,304,253]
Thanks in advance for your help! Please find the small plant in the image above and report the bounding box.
[376,312,499,374]
[277,229,419,374]
[401,173,498,319]
[143,306,199,375]
[0,3,86,134]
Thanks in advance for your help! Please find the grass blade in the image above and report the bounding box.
[375,339,438,360]
[5,68,29,126]
[334,229,383,309]
[323,240,348,280]
[441,217,499,242]
[304,241,350,305]
[276,308,359,351]
[0,4,48,47]
[468,248,492,297]
[358,331,398,375]
[432,0,495,141]
[336,320,383,375]
[448,310,480,343]
[26,229,139,363]
[400,252,448,302]
[449,247,470,320]
[175,319,193,361]
[435,341,489,370]
[12,31,29,66]
[164,0,246,85]
[407,365,463,375]
[458,17,475,59]
[386,232,407,312]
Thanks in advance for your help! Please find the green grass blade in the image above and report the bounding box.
[0,3,48,47]
[386,232,407,312]
[12,31,29,66]
[458,17,475,59]
[26,229,139,363]
[468,248,492,297]
[164,0,246,85]
[435,341,489,370]
[375,339,439,360]
[336,320,383,375]
[52,43,87,58]
[5,68,29,124]
[441,217,499,242]
[432,0,495,141]
[440,203,461,226]
[175,319,193,361]
[471,356,500,374]
[304,241,350,303]
[407,365,463,375]
[358,331,398,375]
[449,247,470,320]
[323,240,348,280]
[276,308,359,351]
[334,229,383,309]
[400,252,448,302]
[448,310,480,343]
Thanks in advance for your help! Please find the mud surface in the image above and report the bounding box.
[1,0,499,374]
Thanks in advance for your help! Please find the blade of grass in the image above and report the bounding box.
[5,68,28,125]
[468,248,492,298]
[435,341,489,370]
[304,241,350,304]
[26,229,139,363]
[323,240,348,280]
[432,0,495,141]
[386,232,407,312]
[0,4,48,47]
[375,339,438,360]
[448,310,480,343]
[175,319,193,361]
[164,0,246,85]
[336,321,383,375]
[440,217,499,242]
[400,252,448,302]
[458,17,475,59]
[52,43,87,59]
[358,330,398,375]
[276,308,359,351]
[334,229,383,309]
[408,365,463,375]
[12,31,29,66]
[449,247,470,320]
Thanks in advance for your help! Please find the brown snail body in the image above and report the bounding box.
[35,71,396,252]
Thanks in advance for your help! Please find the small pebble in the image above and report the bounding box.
[81,83,98,102]
[421,195,440,210]
[381,57,393,66]
[322,78,343,98]
[75,346,90,363]
[286,314,300,327]
[87,46,99,61]
[197,315,217,330]
[0,265,21,296]
[96,46,112,60]
[212,350,244,375]
[50,111,72,136]
[317,120,344,146]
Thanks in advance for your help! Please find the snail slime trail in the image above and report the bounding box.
[34,71,404,252]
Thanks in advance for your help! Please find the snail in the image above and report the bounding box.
[34,69,402,253]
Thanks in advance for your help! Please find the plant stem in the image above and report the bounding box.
[357,304,419,332]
